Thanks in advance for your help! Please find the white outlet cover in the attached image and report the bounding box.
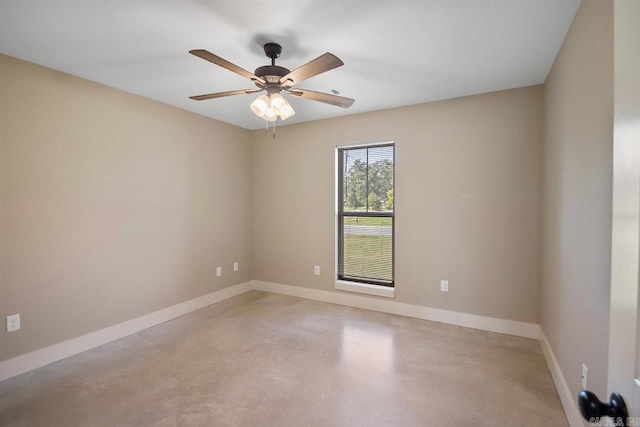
[440,280,449,292]
[581,363,588,389]
[233,262,239,272]
[7,314,20,332]
[216,266,222,277]
[314,266,320,276]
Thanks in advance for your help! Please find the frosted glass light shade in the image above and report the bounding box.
[250,95,270,117]
[264,108,277,122]
[270,93,285,110]
[279,103,295,120]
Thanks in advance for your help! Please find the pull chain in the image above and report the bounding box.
[263,120,277,138]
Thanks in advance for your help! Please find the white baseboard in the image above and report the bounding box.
[539,330,584,427]
[251,280,541,339]
[0,281,252,382]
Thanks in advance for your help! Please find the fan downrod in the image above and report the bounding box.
[254,43,289,84]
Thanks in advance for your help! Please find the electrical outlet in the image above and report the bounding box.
[440,280,449,292]
[314,266,320,276]
[6,314,20,332]
[581,363,588,389]
[233,262,239,272]
[216,266,222,277]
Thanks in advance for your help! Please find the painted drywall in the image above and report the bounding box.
[250,86,542,323]
[608,0,640,408]
[0,54,252,360]
[607,0,640,410]
[541,0,613,408]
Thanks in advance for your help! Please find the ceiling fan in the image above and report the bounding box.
[189,43,355,122]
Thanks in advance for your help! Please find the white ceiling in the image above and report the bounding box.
[0,0,580,130]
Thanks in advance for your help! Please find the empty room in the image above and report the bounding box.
[1,1,639,426]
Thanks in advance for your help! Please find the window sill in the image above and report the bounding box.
[335,280,395,298]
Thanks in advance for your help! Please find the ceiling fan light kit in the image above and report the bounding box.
[250,92,295,122]
[189,42,354,136]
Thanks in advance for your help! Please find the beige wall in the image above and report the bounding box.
[250,86,542,323]
[541,0,613,404]
[0,54,252,360]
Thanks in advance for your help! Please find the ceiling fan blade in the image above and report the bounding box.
[189,89,262,101]
[189,50,266,85]
[288,88,355,108]
[280,53,344,86]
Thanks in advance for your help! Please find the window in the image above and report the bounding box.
[337,143,394,288]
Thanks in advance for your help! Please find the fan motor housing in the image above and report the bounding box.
[254,65,290,85]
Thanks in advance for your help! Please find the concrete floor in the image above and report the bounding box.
[0,291,567,426]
